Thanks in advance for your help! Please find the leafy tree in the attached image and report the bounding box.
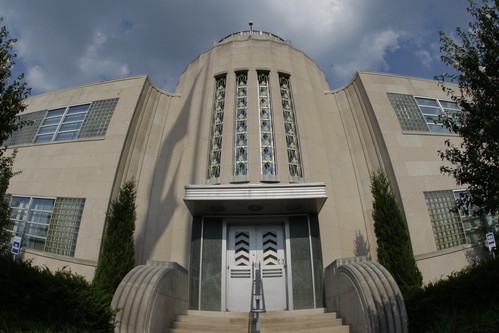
[371,170,423,296]
[436,0,499,214]
[0,20,30,243]
[93,179,137,297]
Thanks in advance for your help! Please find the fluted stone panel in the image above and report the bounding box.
[111,262,188,333]
[324,257,408,333]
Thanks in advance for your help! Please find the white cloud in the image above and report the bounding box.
[331,29,402,84]
[78,31,130,80]
[416,49,433,68]
[25,65,59,92]
[0,0,471,94]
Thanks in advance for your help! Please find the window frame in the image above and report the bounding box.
[34,103,91,143]
[414,97,460,133]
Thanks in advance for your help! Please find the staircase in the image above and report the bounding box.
[167,308,350,333]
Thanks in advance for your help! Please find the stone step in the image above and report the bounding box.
[167,309,349,333]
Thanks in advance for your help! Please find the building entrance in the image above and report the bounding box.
[226,224,287,311]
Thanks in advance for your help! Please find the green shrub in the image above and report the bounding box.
[0,253,114,332]
[93,179,136,297]
[406,258,499,332]
[370,170,423,296]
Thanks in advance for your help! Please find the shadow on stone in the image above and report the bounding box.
[353,230,371,259]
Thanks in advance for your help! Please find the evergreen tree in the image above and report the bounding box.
[93,179,137,297]
[371,170,422,296]
[436,0,499,214]
[0,21,30,243]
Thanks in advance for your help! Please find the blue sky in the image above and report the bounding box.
[0,0,471,95]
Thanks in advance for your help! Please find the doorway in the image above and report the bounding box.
[225,224,287,311]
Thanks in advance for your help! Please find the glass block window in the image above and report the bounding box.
[5,98,119,146]
[34,104,91,143]
[4,110,46,146]
[44,197,85,257]
[208,76,226,180]
[387,93,429,132]
[234,72,249,176]
[7,195,85,257]
[414,97,460,133]
[78,98,119,138]
[258,71,276,176]
[279,74,303,178]
[424,190,467,250]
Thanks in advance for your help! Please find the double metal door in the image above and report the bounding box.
[226,225,287,311]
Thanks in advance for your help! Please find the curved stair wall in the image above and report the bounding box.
[111,261,188,333]
[324,257,408,333]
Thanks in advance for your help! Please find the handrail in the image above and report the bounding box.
[250,261,266,313]
[250,262,266,333]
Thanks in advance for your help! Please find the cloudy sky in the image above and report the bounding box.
[1,0,471,95]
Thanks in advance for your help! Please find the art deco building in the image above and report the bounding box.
[5,29,491,315]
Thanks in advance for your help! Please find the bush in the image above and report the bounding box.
[0,253,114,332]
[406,258,499,332]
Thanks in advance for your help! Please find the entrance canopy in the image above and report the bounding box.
[184,183,327,215]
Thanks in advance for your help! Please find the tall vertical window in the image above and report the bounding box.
[234,72,248,177]
[279,75,303,178]
[208,75,226,180]
[258,72,276,176]
[7,196,85,257]
[34,104,90,143]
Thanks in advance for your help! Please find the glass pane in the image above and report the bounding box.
[440,100,459,109]
[37,125,58,134]
[34,134,54,143]
[42,116,62,126]
[25,222,49,238]
[419,106,441,116]
[415,97,439,107]
[31,198,55,211]
[28,211,52,224]
[67,104,90,114]
[10,207,29,220]
[25,236,45,250]
[424,115,441,124]
[428,123,451,133]
[11,197,30,209]
[55,131,79,141]
[63,113,86,122]
[46,108,66,117]
[59,122,82,132]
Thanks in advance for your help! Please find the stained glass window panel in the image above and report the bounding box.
[208,75,227,180]
[279,74,303,178]
[234,72,249,177]
[258,72,276,176]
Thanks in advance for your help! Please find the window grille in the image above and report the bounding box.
[234,72,249,177]
[258,71,276,176]
[279,75,303,178]
[208,76,226,180]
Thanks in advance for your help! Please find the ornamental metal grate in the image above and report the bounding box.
[258,72,276,176]
[44,197,85,257]
[387,93,429,132]
[234,72,249,176]
[424,190,466,250]
[78,98,119,138]
[208,76,227,180]
[279,75,303,178]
